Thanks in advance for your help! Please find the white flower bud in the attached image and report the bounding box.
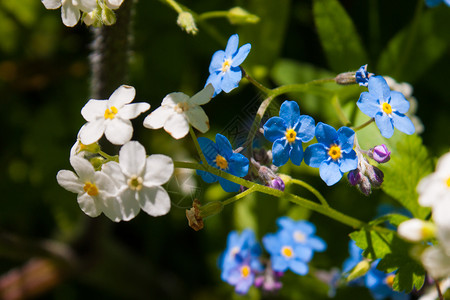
[398,219,436,242]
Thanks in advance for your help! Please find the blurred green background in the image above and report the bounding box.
[0,0,449,299]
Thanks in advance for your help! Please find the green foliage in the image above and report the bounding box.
[380,135,432,219]
[350,227,426,293]
[313,0,367,72]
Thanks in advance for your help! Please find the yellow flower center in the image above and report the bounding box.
[128,176,143,191]
[328,145,341,160]
[174,102,189,113]
[221,59,232,72]
[241,265,251,278]
[382,102,392,114]
[281,246,294,258]
[385,274,395,288]
[83,182,99,196]
[104,106,118,119]
[293,231,306,243]
[215,154,228,170]
[285,128,297,143]
[446,177,450,188]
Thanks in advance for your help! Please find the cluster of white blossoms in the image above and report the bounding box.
[41,0,124,27]
[398,151,450,279]
[57,84,215,221]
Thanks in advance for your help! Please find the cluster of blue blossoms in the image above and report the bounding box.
[218,217,326,294]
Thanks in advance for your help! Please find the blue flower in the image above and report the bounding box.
[425,0,450,7]
[365,260,409,300]
[205,34,251,96]
[357,76,415,139]
[196,133,249,192]
[218,229,262,295]
[355,64,370,87]
[304,122,358,186]
[263,101,315,167]
[342,240,364,274]
[276,217,327,254]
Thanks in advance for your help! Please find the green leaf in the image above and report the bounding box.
[380,135,432,220]
[350,227,426,293]
[313,0,367,72]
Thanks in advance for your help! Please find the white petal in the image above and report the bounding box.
[77,193,102,217]
[138,186,171,217]
[70,156,95,181]
[108,85,136,108]
[398,219,433,242]
[101,196,124,222]
[106,0,123,9]
[56,170,83,194]
[144,154,174,186]
[102,161,127,188]
[436,153,450,175]
[189,84,214,105]
[422,246,450,279]
[79,119,106,145]
[94,171,117,196]
[163,113,189,139]
[61,1,80,27]
[433,200,450,229]
[185,106,209,133]
[117,102,150,119]
[77,0,97,12]
[42,0,61,9]
[81,100,107,122]
[104,118,132,145]
[143,106,174,130]
[161,92,189,107]
[119,141,147,177]
[117,189,141,221]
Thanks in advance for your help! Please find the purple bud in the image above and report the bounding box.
[270,177,285,191]
[254,266,283,292]
[369,144,391,163]
[367,165,384,188]
[347,169,362,186]
[357,176,372,196]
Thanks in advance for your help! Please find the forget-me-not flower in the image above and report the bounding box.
[263,101,315,167]
[357,76,415,139]
[304,122,358,186]
[425,0,450,7]
[205,34,251,96]
[365,260,409,300]
[355,64,371,87]
[196,134,249,192]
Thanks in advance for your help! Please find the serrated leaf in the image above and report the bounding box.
[313,0,367,72]
[380,135,432,219]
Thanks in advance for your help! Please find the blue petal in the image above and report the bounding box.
[389,91,410,114]
[272,138,290,167]
[231,43,251,67]
[304,143,327,168]
[205,73,223,96]
[235,276,253,295]
[263,117,287,142]
[445,0,450,6]
[208,50,226,73]
[197,169,218,183]
[198,137,217,163]
[368,76,390,102]
[392,113,415,135]
[289,140,304,166]
[319,160,343,186]
[225,34,239,57]
[221,68,242,93]
[289,260,309,275]
[426,0,442,6]
[337,126,355,153]
[263,233,282,254]
[228,153,249,177]
[315,122,338,146]
[272,256,289,272]
[307,236,327,252]
[276,216,295,230]
[294,245,313,262]
[279,101,300,129]
[295,115,315,142]
[215,134,233,158]
[339,150,358,173]
[374,113,394,138]
[219,177,241,192]
[293,221,316,235]
[357,92,380,118]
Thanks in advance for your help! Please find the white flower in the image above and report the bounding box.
[397,219,436,242]
[143,84,214,139]
[41,0,97,27]
[102,141,174,220]
[56,156,122,222]
[418,152,450,208]
[421,245,450,279]
[105,0,124,9]
[79,85,150,145]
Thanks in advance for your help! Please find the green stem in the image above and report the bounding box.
[245,94,275,156]
[189,127,208,166]
[98,150,118,162]
[352,118,374,132]
[163,0,183,13]
[173,161,366,229]
[222,186,256,206]
[331,94,351,126]
[243,69,271,95]
[290,178,329,208]
[198,10,229,21]
[269,78,336,98]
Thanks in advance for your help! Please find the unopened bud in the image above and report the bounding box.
[347,169,362,186]
[270,177,285,191]
[92,156,107,170]
[258,166,284,191]
[398,219,436,242]
[347,260,371,282]
[366,165,384,188]
[82,9,102,27]
[177,12,198,35]
[357,176,372,196]
[355,64,370,87]
[102,6,116,26]
[369,144,391,163]
[227,7,260,25]
[335,71,357,85]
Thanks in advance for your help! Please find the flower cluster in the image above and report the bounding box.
[218,217,326,295]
